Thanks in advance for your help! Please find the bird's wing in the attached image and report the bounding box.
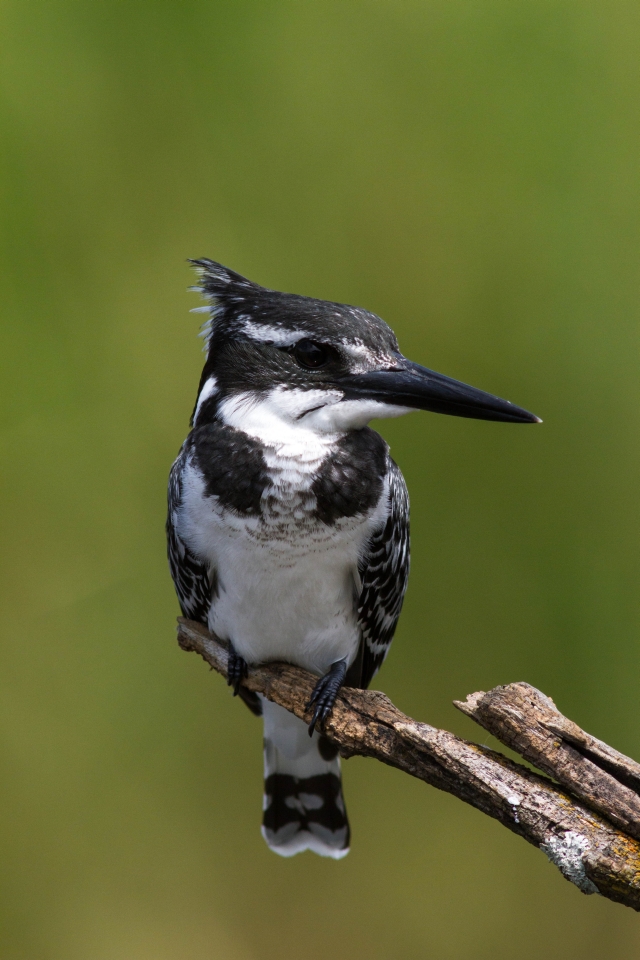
[166,443,213,625]
[167,444,263,718]
[355,457,410,690]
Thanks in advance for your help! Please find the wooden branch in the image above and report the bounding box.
[177,618,640,911]
[454,683,640,841]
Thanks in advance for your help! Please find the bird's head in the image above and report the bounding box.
[189,260,540,441]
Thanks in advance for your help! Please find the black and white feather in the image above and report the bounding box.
[167,445,212,625]
[356,459,410,690]
[167,259,417,859]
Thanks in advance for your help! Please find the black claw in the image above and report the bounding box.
[227,644,248,696]
[306,659,348,736]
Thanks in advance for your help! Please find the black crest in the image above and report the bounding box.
[188,258,400,356]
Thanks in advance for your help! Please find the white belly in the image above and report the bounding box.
[210,519,366,674]
[178,454,386,676]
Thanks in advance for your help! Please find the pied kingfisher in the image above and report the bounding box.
[167,260,539,859]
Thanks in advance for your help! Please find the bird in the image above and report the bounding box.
[167,260,539,859]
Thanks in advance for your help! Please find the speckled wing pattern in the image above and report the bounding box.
[167,444,213,625]
[356,458,410,690]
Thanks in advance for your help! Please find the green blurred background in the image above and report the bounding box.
[1,1,640,957]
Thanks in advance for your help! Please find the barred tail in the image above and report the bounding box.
[260,697,350,858]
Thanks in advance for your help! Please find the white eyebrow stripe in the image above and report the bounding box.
[340,341,371,359]
[241,321,308,346]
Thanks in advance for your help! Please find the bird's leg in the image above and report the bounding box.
[306,658,348,736]
[227,641,248,696]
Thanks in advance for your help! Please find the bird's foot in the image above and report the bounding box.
[306,659,348,736]
[227,644,248,696]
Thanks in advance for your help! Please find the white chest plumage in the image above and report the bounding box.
[178,431,389,677]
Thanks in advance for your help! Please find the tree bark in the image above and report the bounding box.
[454,683,640,841]
[177,617,640,911]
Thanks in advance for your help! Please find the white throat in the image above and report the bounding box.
[218,387,413,449]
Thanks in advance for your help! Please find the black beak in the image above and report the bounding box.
[336,359,540,424]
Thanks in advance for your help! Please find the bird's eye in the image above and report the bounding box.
[293,339,330,369]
